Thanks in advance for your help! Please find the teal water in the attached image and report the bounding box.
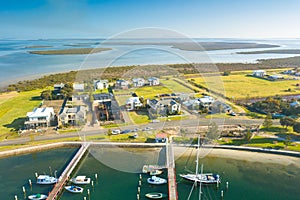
[176,155,300,200]
[1,147,299,199]
[0,147,78,199]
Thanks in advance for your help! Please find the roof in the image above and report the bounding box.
[126,97,141,104]
[73,83,84,90]
[198,96,214,104]
[93,93,112,100]
[132,78,145,82]
[148,77,159,81]
[156,133,167,138]
[27,107,54,118]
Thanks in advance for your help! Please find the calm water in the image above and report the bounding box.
[0,147,78,199]
[2,38,300,86]
[1,147,299,200]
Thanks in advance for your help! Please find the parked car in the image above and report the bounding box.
[132,128,140,132]
[112,129,121,135]
[143,127,153,131]
[229,112,236,116]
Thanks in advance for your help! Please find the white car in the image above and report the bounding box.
[112,129,121,135]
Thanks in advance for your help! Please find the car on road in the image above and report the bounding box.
[143,127,153,131]
[112,129,121,135]
[229,112,236,116]
[121,129,131,134]
[132,128,141,132]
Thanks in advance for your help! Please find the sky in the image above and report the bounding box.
[1,0,300,39]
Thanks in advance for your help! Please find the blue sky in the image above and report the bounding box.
[1,0,300,39]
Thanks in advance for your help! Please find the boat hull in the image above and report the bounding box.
[145,192,167,199]
[147,176,167,185]
[65,185,84,193]
[70,177,91,185]
[28,194,47,200]
[180,173,220,184]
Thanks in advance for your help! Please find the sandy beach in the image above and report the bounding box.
[173,146,300,168]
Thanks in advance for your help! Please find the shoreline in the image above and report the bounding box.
[0,142,299,168]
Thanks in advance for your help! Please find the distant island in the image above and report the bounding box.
[238,49,300,54]
[102,41,279,51]
[25,45,53,49]
[29,47,112,55]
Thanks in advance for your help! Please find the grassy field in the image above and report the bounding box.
[0,90,43,139]
[187,70,300,99]
[160,78,194,93]
[128,111,151,124]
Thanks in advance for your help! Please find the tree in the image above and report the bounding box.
[207,122,220,140]
[283,135,292,147]
[41,90,52,100]
[223,71,231,76]
[263,113,273,128]
[293,122,300,133]
[244,129,253,143]
[279,117,295,129]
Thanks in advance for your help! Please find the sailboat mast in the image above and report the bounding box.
[195,135,200,176]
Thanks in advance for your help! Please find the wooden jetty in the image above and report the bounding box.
[166,138,178,200]
[47,143,90,200]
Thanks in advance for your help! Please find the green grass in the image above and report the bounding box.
[160,78,194,93]
[205,113,231,119]
[0,90,44,139]
[135,85,173,99]
[128,111,151,124]
[187,70,300,99]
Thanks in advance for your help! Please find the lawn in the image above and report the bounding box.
[187,70,300,99]
[135,85,173,99]
[0,89,43,139]
[128,110,151,124]
[160,78,194,93]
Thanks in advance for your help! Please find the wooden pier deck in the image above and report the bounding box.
[47,143,90,200]
[166,138,178,200]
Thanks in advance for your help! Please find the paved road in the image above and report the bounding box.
[0,118,278,147]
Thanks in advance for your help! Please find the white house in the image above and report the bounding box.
[115,79,130,89]
[198,96,215,108]
[94,80,109,90]
[126,97,143,111]
[73,83,85,91]
[147,99,181,116]
[59,106,87,126]
[25,107,55,128]
[148,77,160,86]
[252,70,266,77]
[132,78,145,87]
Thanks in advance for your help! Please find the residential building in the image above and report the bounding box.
[59,106,87,126]
[115,79,130,89]
[198,96,215,108]
[25,107,55,128]
[148,77,160,86]
[73,83,85,92]
[210,100,232,113]
[147,99,181,116]
[126,97,143,111]
[252,70,266,77]
[53,83,65,92]
[155,133,168,143]
[94,79,109,90]
[132,78,145,87]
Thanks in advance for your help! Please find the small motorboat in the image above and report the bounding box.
[145,192,167,199]
[70,175,91,185]
[65,185,84,193]
[147,176,167,185]
[28,194,47,200]
[149,170,163,176]
[36,175,57,185]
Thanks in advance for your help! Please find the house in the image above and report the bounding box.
[126,97,143,111]
[94,79,109,90]
[198,96,214,108]
[147,99,181,116]
[210,100,232,113]
[252,70,266,77]
[155,133,168,143]
[93,93,121,121]
[115,79,130,89]
[25,107,55,128]
[73,83,85,92]
[93,93,113,103]
[148,77,160,86]
[268,74,283,80]
[282,69,296,75]
[53,83,65,92]
[59,106,87,126]
[132,78,145,87]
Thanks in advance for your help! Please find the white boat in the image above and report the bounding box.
[70,175,91,185]
[149,170,163,176]
[65,185,84,193]
[147,176,167,185]
[36,175,57,185]
[28,194,47,200]
[145,192,167,199]
[179,136,221,185]
[180,173,220,184]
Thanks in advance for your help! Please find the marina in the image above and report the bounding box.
[0,143,299,199]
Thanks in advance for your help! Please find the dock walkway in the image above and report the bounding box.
[166,138,178,200]
[47,143,90,200]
